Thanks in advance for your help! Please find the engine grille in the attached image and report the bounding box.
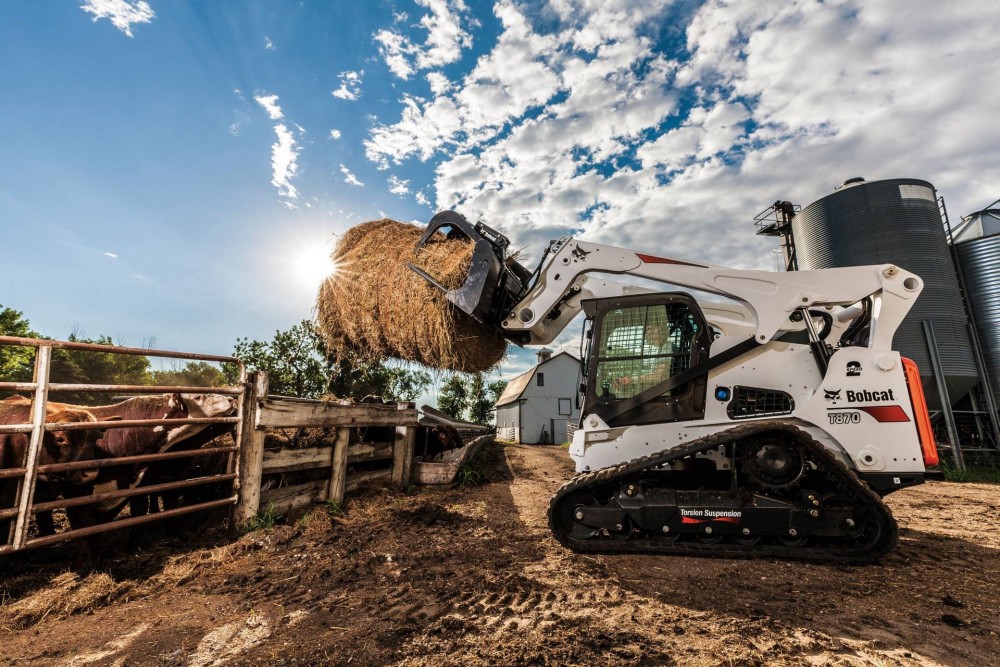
[727,386,794,420]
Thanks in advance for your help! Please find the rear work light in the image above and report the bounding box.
[902,357,938,467]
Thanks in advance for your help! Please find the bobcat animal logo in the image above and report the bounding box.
[824,389,841,401]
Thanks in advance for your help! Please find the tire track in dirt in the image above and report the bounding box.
[1,443,998,666]
[470,444,980,667]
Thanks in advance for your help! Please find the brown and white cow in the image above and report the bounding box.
[0,402,108,543]
[41,393,236,519]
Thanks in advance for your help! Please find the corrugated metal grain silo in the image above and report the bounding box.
[791,178,978,409]
[954,206,1000,409]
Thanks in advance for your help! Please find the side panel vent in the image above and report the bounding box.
[727,386,794,420]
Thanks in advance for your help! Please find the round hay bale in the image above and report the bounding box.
[316,219,507,373]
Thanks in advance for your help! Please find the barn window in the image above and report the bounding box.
[558,398,572,415]
[537,372,545,387]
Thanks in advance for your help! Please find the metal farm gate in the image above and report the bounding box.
[0,336,245,554]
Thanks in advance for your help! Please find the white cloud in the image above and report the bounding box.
[253,92,301,200]
[254,94,283,120]
[264,36,275,51]
[329,129,342,140]
[426,72,451,95]
[270,124,300,199]
[374,0,476,80]
[415,191,431,207]
[363,0,1000,271]
[388,175,410,196]
[332,70,364,101]
[340,164,364,187]
[104,251,118,259]
[374,30,416,79]
[80,0,154,38]
[229,122,242,136]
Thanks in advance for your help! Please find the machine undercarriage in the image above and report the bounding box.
[548,421,898,563]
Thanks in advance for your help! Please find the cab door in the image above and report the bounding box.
[583,293,711,427]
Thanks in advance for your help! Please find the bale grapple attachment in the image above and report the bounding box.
[410,211,533,339]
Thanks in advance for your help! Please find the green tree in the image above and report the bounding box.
[465,373,492,424]
[487,379,509,406]
[438,374,470,419]
[49,333,152,404]
[228,320,332,398]
[463,376,509,425]
[150,361,228,388]
[0,305,38,386]
[327,355,430,402]
[225,321,434,401]
[58,333,151,385]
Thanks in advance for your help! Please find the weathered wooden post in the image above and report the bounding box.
[233,371,268,531]
[392,401,417,488]
[328,424,351,505]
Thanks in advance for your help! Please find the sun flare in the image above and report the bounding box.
[293,241,337,290]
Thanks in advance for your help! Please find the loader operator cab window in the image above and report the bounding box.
[586,295,709,426]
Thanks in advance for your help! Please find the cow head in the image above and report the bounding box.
[42,409,120,485]
[180,393,236,418]
[163,393,236,448]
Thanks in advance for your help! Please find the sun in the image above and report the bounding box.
[292,240,337,290]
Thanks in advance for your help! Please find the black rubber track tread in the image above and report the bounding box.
[547,420,898,564]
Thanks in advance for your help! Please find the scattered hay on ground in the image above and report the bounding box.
[315,218,507,373]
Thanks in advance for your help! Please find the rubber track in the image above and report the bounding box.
[547,420,898,564]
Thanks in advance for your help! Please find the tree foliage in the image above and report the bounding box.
[466,374,492,424]
[437,374,469,419]
[1,307,163,404]
[487,379,509,409]
[226,320,432,401]
[0,305,38,383]
[1,306,432,404]
[438,374,508,423]
[149,361,227,388]
[227,320,331,398]
[327,355,431,402]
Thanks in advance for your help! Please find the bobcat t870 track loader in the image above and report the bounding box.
[413,211,939,563]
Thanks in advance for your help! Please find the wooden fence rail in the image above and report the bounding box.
[233,373,419,529]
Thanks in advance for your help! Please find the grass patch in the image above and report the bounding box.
[938,463,1000,484]
[244,502,278,532]
[456,440,496,488]
[324,498,345,516]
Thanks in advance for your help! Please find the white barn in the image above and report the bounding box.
[494,349,581,444]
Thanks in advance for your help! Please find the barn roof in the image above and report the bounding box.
[494,350,579,407]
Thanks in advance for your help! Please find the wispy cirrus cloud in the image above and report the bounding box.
[269,124,300,199]
[255,92,301,201]
[331,71,364,101]
[80,0,155,38]
[253,94,283,120]
[340,164,364,187]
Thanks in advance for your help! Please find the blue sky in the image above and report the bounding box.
[3,1,1000,403]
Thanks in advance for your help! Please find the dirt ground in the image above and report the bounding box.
[1,442,998,667]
